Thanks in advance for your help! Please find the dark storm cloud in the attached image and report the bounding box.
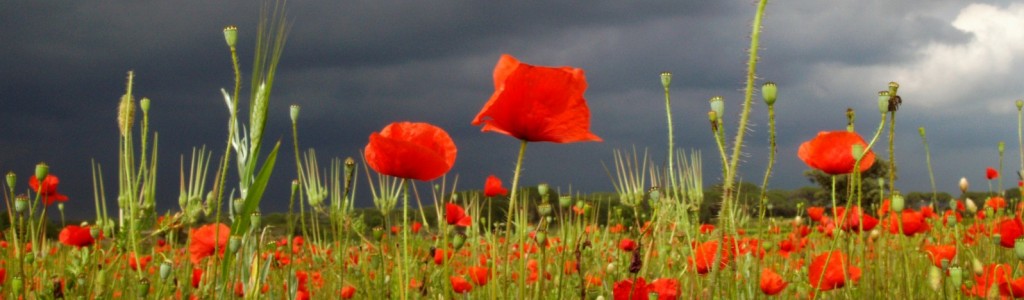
[2,1,1020,218]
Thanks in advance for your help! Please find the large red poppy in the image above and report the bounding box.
[445,203,472,227]
[450,275,472,294]
[922,244,956,268]
[29,174,68,206]
[613,277,648,300]
[997,217,1024,248]
[483,174,508,197]
[472,54,602,143]
[689,239,734,275]
[808,251,861,291]
[58,225,94,248]
[189,223,231,264]
[364,122,457,181]
[798,131,876,175]
[886,210,929,236]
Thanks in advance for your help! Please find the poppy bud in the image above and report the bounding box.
[290,104,300,124]
[453,233,467,250]
[35,162,49,183]
[877,91,890,115]
[228,236,242,254]
[607,262,616,273]
[918,127,926,139]
[999,141,1005,154]
[959,177,969,194]
[140,97,150,114]
[90,226,101,239]
[709,96,725,120]
[223,25,238,48]
[558,196,572,208]
[233,198,244,215]
[537,203,552,216]
[660,72,672,90]
[891,194,905,212]
[948,266,963,286]
[251,212,262,229]
[537,183,549,197]
[1018,99,1024,110]
[928,265,942,291]
[11,276,23,294]
[972,258,984,275]
[762,82,777,106]
[534,231,547,245]
[5,171,14,192]
[888,81,900,95]
[160,260,173,281]
[1015,238,1024,260]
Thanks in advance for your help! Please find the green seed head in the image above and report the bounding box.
[537,183,549,197]
[888,81,900,95]
[761,82,777,106]
[660,72,671,90]
[290,104,300,124]
[251,212,262,229]
[890,193,905,212]
[877,91,890,114]
[709,96,725,119]
[1017,99,1023,111]
[999,141,1005,154]
[223,25,238,48]
[35,162,48,182]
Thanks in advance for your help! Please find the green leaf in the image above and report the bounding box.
[232,140,280,234]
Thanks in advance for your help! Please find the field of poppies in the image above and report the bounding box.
[8,1,1024,299]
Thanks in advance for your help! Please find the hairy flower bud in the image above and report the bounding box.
[117,94,135,137]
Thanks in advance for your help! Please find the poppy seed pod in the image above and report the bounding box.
[228,236,242,254]
[890,194,905,213]
[918,127,926,139]
[35,162,48,183]
[160,261,173,281]
[877,91,890,114]
[888,81,900,95]
[223,25,238,48]
[14,195,27,213]
[558,196,572,208]
[1017,99,1023,110]
[660,72,672,90]
[537,203,552,216]
[999,141,1005,154]
[762,82,777,106]
[537,183,549,197]
[290,104,300,124]
[1015,238,1024,260]
[709,96,725,120]
[948,266,964,286]
[140,97,150,114]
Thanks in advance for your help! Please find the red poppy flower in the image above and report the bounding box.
[192,268,203,288]
[483,174,508,197]
[128,252,152,271]
[922,244,956,268]
[411,221,422,234]
[987,167,1000,180]
[29,174,68,206]
[699,224,716,234]
[807,206,825,223]
[364,122,457,181]
[689,239,733,275]
[468,266,490,286]
[472,54,602,143]
[450,275,472,294]
[760,268,788,295]
[58,225,95,248]
[997,217,1024,248]
[1001,276,1024,298]
[445,203,472,227]
[189,223,231,264]
[988,196,1008,210]
[965,264,1011,297]
[808,251,861,291]
[340,285,356,299]
[613,277,648,300]
[797,131,876,175]
[886,210,929,236]
[618,238,638,252]
[834,206,878,232]
[648,278,680,300]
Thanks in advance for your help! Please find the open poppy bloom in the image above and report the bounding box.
[618,238,638,252]
[689,239,734,274]
[987,167,1000,180]
[445,203,472,227]
[364,122,457,181]
[807,206,826,223]
[922,244,956,268]
[760,268,788,295]
[58,225,95,248]
[450,275,472,294]
[472,54,602,143]
[647,278,680,300]
[483,174,508,197]
[467,265,490,286]
[798,131,875,175]
[964,264,1011,297]
[189,223,231,263]
[613,277,648,300]
[886,210,929,236]
[29,174,68,206]
[340,285,356,299]
[997,217,1024,248]
[987,196,1008,210]
[808,251,861,291]
[834,207,878,232]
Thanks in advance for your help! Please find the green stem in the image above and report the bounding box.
[664,82,675,186]
[888,111,896,196]
[759,104,776,220]
[920,128,938,201]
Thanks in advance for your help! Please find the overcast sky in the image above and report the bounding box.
[3,1,1024,218]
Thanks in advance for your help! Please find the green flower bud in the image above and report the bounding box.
[90,226,101,239]
[5,171,14,192]
[709,96,725,120]
[223,25,238,48]
[537,183,549,197]
[452,233,467,250]
[660,72,671,90]
[918,127,926,139]
[228,236,242,254]
[290,104,300,124]
[761,82,777,106]
[1017,99,1023,111]
[1015,238,1024,260]
[140,97,150,114]
[999,141,1005,154]
[35,162,49,182]
[877,91,890,114]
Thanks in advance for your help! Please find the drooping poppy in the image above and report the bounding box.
[445,203,472,227]
[192,268,204,288]
[189,223,231,264]
[797,131,876,175]
[997,217,1024,248]
[450,275,472,294]
[760,268,788,296]
[472,54,602,143]
[613,277,648,300]
[58,225,95,248]
[364,122,457,181]
[922,244,956,268]
[483,175,508,197]
[987,167,1000,180]
[29,174,68,206]
[808,251,861,291]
